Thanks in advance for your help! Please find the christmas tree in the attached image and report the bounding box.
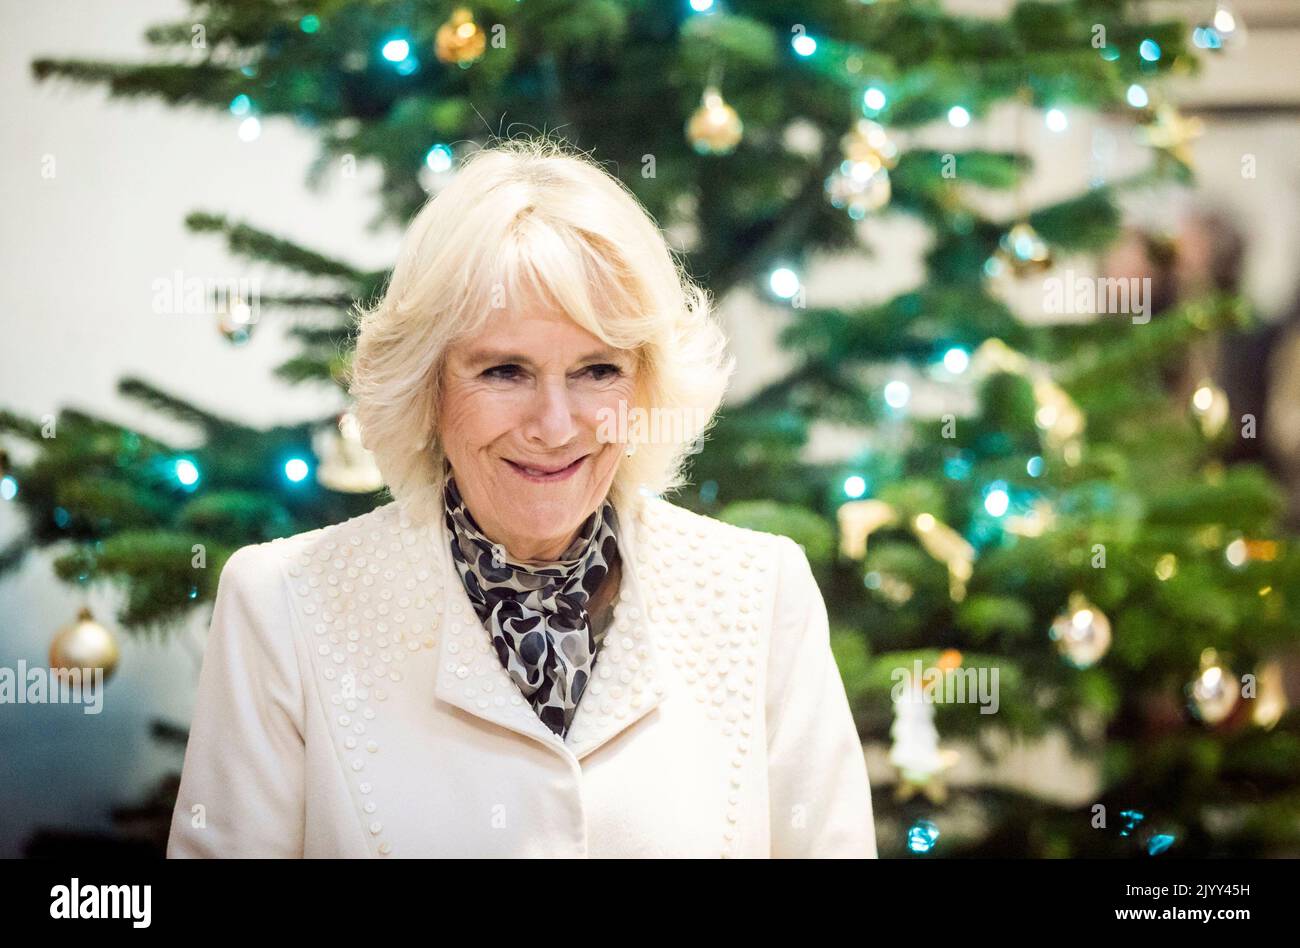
[6,0,1297,856]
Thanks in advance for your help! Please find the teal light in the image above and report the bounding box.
[229,94,251,116]
[983,482,1009,517]
[843,475,867,499]
[1139,39,1162,62]
[174,458,200,489]
[792,34,817,57]
[883,380,910,409]
[942,347,969,374]
[300,14,320,33]
[1192,27,1223,50]
[284,457,311,483]
[381,37,411,62]
[907,819,940,854]
[425,144,454,172]
[1147,834,1175,856]
[0,474,17,501]
[768,266,800,299]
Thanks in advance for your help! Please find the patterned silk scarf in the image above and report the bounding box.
[442,473,621,739]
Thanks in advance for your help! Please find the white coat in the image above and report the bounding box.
[166,490,878,858]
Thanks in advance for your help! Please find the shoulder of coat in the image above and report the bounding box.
[256,500,413,565]
[635,494,785,562]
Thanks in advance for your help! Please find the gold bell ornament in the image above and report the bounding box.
[825,118,898,218]
[435,7,486,65]
[1187,648,1239,725]
[687,86,743,156]
[989,220,1053,278]
[49,606,120,682]
[1049,593,1111,668]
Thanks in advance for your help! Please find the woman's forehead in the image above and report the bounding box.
[450,307,632,364]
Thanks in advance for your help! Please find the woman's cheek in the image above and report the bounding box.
[579,385,635,433]
[443,385,521,445]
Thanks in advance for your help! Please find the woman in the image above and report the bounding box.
[167,138,877,858]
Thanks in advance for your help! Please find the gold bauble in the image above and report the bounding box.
[825,118,897,218]
[1188,648,1239,725]
[435,7,486,65]
[841,118,898,169]
[826,160,891,217]
[1251,659,1288,730]
[49,607,120,681]
[314,410,384,494]
[687,87,743,156]
[1049,593,1111,668]
[992,221,1053,277]
[1190,380,1229,437]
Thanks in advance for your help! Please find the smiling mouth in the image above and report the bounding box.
[504,455,588,482]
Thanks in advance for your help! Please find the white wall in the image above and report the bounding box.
[0,0,400,856]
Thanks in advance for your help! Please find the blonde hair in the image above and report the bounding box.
[348,137,735,525]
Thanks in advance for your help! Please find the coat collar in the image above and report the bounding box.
[429,489,668,761]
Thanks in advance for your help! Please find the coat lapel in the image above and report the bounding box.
[430,489,669,760]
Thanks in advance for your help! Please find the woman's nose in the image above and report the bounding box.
[524,377,580,447]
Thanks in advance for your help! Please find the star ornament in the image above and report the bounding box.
[1137,104,1204,170]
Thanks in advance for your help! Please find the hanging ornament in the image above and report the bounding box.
[889,672,960,805]
[825,118,898,218]
[1250,659,1288,730]
[836,499,897,559]
[1189,379,1229,437]
[1187,648,1239,725]
[49,606,120,682]
[216,295,256,345]
[1032,376,1085,456]
[970,339,1085,461]
[837,501,975,602]
[1137,103,1204,171]
[314,410,384,493]
[989,220,1053,278]
[1049,592,1111,668]
[686,86,743,156]
[434,8,486,65]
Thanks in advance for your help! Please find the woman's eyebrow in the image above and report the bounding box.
[462,347,626,369]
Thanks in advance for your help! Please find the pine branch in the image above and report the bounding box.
[184,212,368,281]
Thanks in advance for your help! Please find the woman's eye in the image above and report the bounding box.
[483,364,523,381]
[583,363,622,381]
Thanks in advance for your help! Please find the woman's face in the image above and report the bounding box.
[438,301,638,562]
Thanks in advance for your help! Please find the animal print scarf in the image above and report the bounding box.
[442,473,620,739]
